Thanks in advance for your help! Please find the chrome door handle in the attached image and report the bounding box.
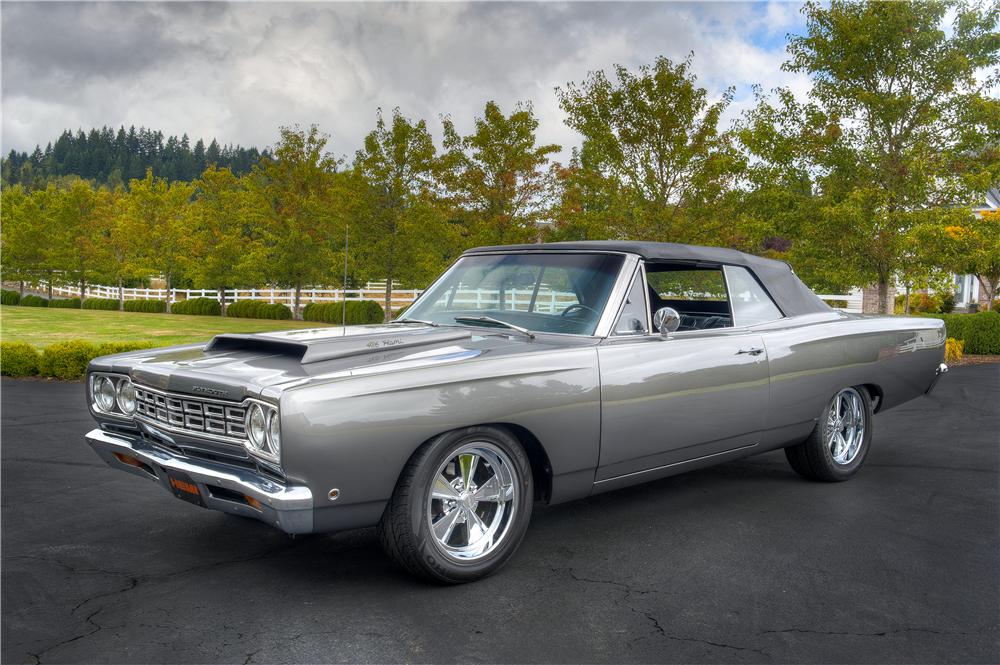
[737,347,764,356]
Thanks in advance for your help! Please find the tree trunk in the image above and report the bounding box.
[294,283,302,321]
[978,274,998,312]
[220,287,227,317]
[46,273,52,300]
[18,281,25,298]
[904,284,911,315]
[80,278,86,305]
[877,277,891,315]
[118,276,125,311]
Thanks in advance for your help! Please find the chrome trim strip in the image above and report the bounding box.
[594,254,642,338]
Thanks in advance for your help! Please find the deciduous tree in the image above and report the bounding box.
[769,0,1000,312]
[556,55,739,243]
[441,101,560,245]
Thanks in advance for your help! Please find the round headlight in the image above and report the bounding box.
[116,378,136,415]
[266,410,281,456]
[247,404,266,449]
[94,377,116,412]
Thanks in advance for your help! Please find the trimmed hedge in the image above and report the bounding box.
[20,294,48,307]
[171,297,221,316]
[82,298,120,311]
[39,340,99,380]
[934,311,1000,355]
[226,300,293,320]
[1,340,158,380]
[49,297,82,309]
[124,299,167,313]
[1,342,41,377]
[303,300,384,325]
[1,290,21,306]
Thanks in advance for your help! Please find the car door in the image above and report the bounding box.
[595,263,771,481]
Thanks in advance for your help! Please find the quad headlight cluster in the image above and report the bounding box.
[90,374,137,418]
[244,402,280,463]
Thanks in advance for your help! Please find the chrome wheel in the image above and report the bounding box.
[426,443,518,562]
[826,388,866,465]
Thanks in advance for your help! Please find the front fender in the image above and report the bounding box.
[279,347,601,531]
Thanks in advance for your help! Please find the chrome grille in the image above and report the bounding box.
[134,386,247,441]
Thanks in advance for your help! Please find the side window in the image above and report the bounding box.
[725,265,783,326]
[613,269,649,335]
[645,265,732,330]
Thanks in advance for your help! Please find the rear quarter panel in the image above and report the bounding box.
[279,347,601,531]
[758,313,946,437]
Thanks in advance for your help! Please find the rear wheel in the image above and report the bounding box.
[785,386,873,482]
[377,426,533,583]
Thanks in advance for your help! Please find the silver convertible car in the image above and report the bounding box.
[85,241,948,582]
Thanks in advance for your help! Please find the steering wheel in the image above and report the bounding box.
[560,303,599,318]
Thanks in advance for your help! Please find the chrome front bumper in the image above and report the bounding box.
[85,428,314,534]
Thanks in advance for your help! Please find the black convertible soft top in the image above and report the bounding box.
[463,240,831,317]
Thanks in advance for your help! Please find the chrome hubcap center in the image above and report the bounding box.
[826,388,866,465]
[426,443,519,562]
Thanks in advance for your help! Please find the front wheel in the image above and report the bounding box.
[785,386,873,482]
[377,426,533,583]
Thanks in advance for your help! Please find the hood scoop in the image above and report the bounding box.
[205,327,473,364]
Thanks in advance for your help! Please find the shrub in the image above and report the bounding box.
[944,338,964,363]
[1,290,21,306]
[82,298,120,311]
[939,292,956,314]
[96,341,158,356]
[1,342,41,377]
[171,297,221,316]
[123,299,167,313]
[39,340,99,380]
[303,300,384,325]
[895,292,941,315]
[20,294,48,307]
[48,298,82,309]
[921,311,1000,355]
[226,300,293,320]
[394,304,412,318]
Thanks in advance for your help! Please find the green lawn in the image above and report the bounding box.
[0,305,331,349]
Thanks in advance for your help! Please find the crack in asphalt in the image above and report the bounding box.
[10,542,303,664]
[560,567,769,658]
[760,626,987,638]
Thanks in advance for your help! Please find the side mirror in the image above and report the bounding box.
[653,307,681,335]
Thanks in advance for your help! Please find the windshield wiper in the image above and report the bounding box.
[453,316,535,339]
[394,317,439,327]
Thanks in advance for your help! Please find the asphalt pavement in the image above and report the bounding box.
[2,366,998,664]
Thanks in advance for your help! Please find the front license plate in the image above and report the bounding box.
[165,470,205,507]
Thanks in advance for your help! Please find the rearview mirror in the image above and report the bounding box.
[653,307,681,335]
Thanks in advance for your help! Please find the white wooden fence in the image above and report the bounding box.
[817,288,863,313]
[47,284,424,311]
[36,281,864,314]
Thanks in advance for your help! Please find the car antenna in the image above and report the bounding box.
[342,224,349,336]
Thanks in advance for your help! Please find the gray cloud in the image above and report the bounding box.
[1,1,807,161]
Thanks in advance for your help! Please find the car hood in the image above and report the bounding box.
[91,324,593,401]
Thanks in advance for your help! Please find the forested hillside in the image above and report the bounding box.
[1,126,268,189]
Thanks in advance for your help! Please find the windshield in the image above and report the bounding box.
[402,253,626,335]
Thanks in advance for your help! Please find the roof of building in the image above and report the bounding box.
[462,240,831,317]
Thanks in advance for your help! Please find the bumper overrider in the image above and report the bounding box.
[85,428,314,534]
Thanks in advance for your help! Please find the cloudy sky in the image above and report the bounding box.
[1,1,811,161]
